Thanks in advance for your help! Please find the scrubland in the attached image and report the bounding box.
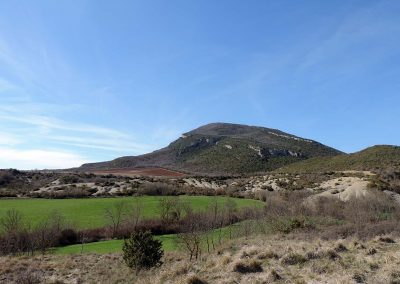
[1,234,400,284]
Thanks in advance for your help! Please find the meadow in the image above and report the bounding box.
[0,196,263,229]
[54,234,178,254]
[54,223,243,254]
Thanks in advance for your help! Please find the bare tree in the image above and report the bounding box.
[48,210,65,233]
[0,209,32,256]
[125,198,143,231]
[32,220,52,255]
[105,201,128,238]
[0,209,23,233]
[224,199,237,239]
[158,196,182,223]
[79,230,88,254]
[177,213,203,261]
[207,197,223,249]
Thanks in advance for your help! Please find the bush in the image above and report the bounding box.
[353,272,366,283]
[137,182,176,196]
[233,260,263,273]
[59,175,80,184]
[187,275,208,284]
[123,230,164,274]
[58,229,78,246]
[0,172,14,186]
[281,253,307,265]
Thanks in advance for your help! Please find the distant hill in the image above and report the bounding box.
[275,145,400,173]
[79,123,341,175]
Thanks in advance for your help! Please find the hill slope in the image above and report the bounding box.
[275,145,400,173]
[79,123,342,175]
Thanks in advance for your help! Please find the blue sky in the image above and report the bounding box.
[0,0,399,169]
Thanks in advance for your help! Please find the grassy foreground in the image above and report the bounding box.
[3,235,400,283]
[0,196,263,229]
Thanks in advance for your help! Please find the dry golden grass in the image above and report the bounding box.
[1,234,400,283]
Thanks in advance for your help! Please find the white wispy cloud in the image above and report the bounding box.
[0,105,156,159]
[0,112,131,138]
[0,147,90,170]
[48,135,153,154]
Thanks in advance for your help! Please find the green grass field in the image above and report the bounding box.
[54,234,178,254]
[0,196,263,229]
[53,216,345,255]
[54,224,241,255]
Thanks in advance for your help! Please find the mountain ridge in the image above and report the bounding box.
[79,122,342,175]
[275,145,400,173]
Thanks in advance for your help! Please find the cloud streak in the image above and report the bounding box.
[0,102,156,169]
[0,147,90,170]
[0,109,155,152]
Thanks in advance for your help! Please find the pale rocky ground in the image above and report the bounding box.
[1,235,400,283]
[310,177,371,202]
[182,178,226,190]
[33,171,400,204]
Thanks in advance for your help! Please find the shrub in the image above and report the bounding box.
[257,251,279,260]
[137,182,176,196]
[334,243,348,252]
[0,172,14,186]
[59,175,80,184]
[187,275,208,284]
[281,253,307,265]
[122,230,164,274]
[306,251,323,260]
[353,272,366,283]
[391,271,400,283]
[272,217,309,234]
[269,269,282,281]
[325,249,340,260]
[58,229,78,246]
[378,236,396,243]
[15,268,42,284]
[233,260,263,273]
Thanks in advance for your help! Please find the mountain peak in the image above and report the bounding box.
[80,122,342,175]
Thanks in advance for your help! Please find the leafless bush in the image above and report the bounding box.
[105,201,128,238]
[138,182,177,196]
[1,209,24,233]
[0,209,77,256]
[233,259,263,273]
[187,275,208,284]
[281,253,307,265]
[177,214,203,261]
[124,198,143,231]
[14,268,43,284]
[159,196,186,223]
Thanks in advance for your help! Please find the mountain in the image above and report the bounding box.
[275,145,400,173]
[79,122,342,175]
